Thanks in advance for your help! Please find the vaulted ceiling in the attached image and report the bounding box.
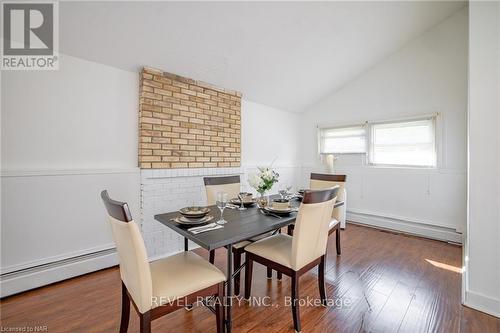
[59,1,466,112]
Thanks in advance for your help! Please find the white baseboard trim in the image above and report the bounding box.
[1,244,117,275]
[0,249,118,298]
[347,210,463,243]
[464,290,500,318]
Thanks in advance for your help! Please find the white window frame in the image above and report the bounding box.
[367,116,438,168]
[317,113,440,169]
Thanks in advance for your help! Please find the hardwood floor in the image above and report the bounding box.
[1,224,498,332]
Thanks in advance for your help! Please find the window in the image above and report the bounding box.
[318,115,438,168]
[319,125,366,154]
[369,118,436,167]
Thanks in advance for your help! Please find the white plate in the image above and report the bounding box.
[264,207,294,215]
[230,198,257,207]
[174,215,214,225]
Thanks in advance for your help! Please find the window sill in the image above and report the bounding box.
[319,152,366,155]
[365,163,438,170]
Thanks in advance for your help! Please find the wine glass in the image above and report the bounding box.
[216,192,228,225]
[237,193,247,211]
[278,183,290,199]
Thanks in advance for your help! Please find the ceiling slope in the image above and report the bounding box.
[59,1,466,112]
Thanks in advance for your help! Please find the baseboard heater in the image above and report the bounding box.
[347,210,463,244]
[0,248,118,298]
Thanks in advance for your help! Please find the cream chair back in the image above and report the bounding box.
[309,173,346,202]
[310,174,346,223]
[291,187,339,271]
[204,175,241,205]
[101,190,153,314]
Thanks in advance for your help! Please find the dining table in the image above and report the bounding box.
[154,195,345,333]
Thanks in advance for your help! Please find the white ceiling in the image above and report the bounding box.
[59,1,466,112]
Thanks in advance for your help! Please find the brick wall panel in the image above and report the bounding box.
[139,67,241,169]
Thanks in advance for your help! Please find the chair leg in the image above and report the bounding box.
[291,273,301,333]
[215,282,224,333]
[120,282,130,333]
[209,250,215,264]
[277,271,282,280]
[267,267,272,279]
[287,224,294,236]
[318,255,327,306]
[336,228,341,255]
[234,251,242,295]
[244,256,254,299]
[139,311,151,333]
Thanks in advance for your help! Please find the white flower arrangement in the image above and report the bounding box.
[248,167,279,194]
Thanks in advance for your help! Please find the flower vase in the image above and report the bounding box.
[257,192,269,208]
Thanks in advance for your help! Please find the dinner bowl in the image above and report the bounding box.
[272,198,290,210]
[179,206,210,218]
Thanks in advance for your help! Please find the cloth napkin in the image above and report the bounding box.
[188,223,223,234]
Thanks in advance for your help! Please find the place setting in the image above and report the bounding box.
[260,197,299,219]
[276,182,306,202]
[284,186,306,202]
[170,205,222,234]
[227,192,257,210]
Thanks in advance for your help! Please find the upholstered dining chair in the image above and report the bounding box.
[287,173,346,256]
[203,175,276,295]
[244,187,340,333]
[101,190,225,333]
[310,173,347,229]
[204,175,241,207]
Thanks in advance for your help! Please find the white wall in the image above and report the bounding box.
[298,8,468,242]
[465,1,500,318]
[1,54,141,296]
[241,100,300,167]
[241,100,302,192]
[1,55,139,170]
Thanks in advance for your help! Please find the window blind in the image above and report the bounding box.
[319,125,366,154]
[369,118,436,167]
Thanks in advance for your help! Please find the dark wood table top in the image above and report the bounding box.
[154,196,298,251]
[154,196,345,251]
